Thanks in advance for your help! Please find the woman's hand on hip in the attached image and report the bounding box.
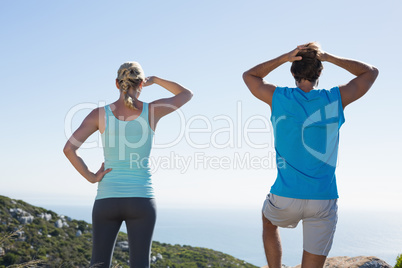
[88,162,112,183]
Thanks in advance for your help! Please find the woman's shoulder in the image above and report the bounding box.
[88,106,108,124]
[87,106,104,117]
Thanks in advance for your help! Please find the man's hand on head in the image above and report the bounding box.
[287,45,309,62]
[317,50,328,62]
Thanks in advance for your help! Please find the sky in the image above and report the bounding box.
[0,0,401,212]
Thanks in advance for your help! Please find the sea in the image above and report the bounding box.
[35,203,402,267]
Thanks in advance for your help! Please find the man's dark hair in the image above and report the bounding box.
[291,42,323,83]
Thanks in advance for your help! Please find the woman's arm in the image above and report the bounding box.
[242,45,306,106]
[63,108,111,183]
[319,52,379,108]
[145,76,193,130]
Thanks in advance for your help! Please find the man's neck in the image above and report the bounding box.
[296,79,316,92]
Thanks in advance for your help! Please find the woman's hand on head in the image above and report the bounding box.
[143,76,156,87]
[88,162,112,183]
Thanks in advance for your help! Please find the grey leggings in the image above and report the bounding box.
[90,197,156,268]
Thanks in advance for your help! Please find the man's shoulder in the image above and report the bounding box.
[317,86,340,93]
[318,86,342,100]
[275,86,296,91]
[274,86,297,96]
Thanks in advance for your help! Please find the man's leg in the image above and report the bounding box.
[301,250,326,268]
[262,213,282,268]
[301,199,337,268]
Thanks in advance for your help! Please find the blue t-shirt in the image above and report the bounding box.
[270,86,345,200]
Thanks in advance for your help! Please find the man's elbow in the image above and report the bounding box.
[242,71,250,83]
[371,66,379,80]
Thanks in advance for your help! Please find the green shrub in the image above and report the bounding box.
[395,254,402,268]
[77,220,87,232]
[50,229,60,237]
[2,253,18,266]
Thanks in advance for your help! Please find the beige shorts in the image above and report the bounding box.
[262,193,338,256]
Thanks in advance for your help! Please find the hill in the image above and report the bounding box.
[0,195,258,268]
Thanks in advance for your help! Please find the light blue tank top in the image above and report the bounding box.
[96,102,155,200]
[270,86,345,200]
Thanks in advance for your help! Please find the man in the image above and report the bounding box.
[242,43,378,268]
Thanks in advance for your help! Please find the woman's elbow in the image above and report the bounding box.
[184,89,194,102]
[188,90,194,99]
[63,142,75,157]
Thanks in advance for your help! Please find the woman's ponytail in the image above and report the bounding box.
[117,62,145,110]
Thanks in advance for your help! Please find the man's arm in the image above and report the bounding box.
[242,46,305,106]
[319,52,379,108]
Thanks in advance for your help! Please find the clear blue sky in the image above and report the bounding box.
[1,0,401,211]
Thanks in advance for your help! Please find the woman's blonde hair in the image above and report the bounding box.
[117,62,145,110]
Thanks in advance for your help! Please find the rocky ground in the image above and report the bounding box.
[262,256,392,268]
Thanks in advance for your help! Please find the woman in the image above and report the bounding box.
[63,62,193,267]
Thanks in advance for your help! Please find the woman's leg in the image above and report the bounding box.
[91,198,123,268]
[124,198,157,268]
